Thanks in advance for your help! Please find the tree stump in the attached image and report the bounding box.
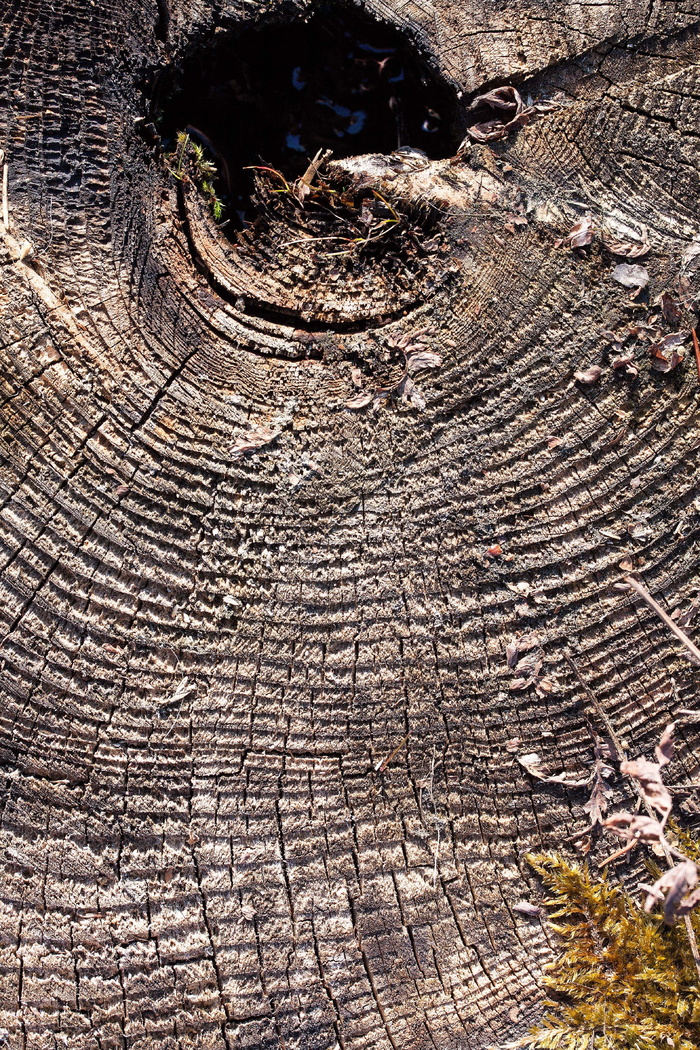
[0,1,699,1047]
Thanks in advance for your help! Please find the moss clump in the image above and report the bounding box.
[166,132,224,222]
[516,853,700,1049]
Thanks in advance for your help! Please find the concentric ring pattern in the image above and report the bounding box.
[0,1,699,1048]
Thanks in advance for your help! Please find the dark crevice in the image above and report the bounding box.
[154,0,170,45]
[152,4,463,230]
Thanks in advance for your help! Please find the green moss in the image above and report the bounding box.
[517,853,700,1049]
[165,132,224,222]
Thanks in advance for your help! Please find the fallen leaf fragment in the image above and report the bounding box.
[566,215,594,248]
[603,813,665,843]
[612,263,649,289]
[230,425,280,457]
[611,353,638,377]
[655,722,676,767]
[574,365,602,384]
[405,349,443,374]
[659,292,683,325]
[513,901,541,917]
[642,860,698,924]
[345,392,374,409]
[620,757,673,820]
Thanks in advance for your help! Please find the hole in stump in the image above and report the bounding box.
[154,5,462,229]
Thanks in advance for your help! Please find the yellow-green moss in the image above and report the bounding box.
[519,853,700,1050]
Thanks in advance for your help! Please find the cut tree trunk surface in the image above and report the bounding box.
[0,1,699,1048]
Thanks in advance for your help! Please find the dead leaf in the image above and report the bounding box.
[655,722,676,767]
[620,757,673,820]
[406,349,443,374]
[612,263,649,289]
[241,904,257,921]
[514,654,543,678]
[460,86,539,145]
[506,641,519,668]
[513,901,541,917]
[516,752,589,786]
[642,861,698,924]
[611,353,639,377]
[650,347,683,372]
[673,599,699,628]
[510,677,533,691]
[345,392,373,409]
[603,813,665,843]
[574,365,602,384]
[604,227,649,258]
[659,292,683,325]
[230,425,280,457]
[566,216,595,249]
[547,435,564,448]
[396,375,426,411]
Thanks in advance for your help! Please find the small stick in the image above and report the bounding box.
[693,328,700,383]
[375,732,409,773]
[624,576,700,666]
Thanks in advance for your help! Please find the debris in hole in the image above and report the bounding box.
[154,8,462,230]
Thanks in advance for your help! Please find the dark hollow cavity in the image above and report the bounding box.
[154,6,463,229]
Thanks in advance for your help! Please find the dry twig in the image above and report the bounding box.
[623,576,700,666]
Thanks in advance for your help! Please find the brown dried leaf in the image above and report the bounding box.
[574,365,602,384]
[510,677,533,691]
[396,375,426,411]
[344,392,374,409]
[406,349,443,374]
[604,230,649,258]
[603,813,665,843]
[230,425,280,457]
[620,757,673,819]
[643,861,698,924]
[567,216,595,249]
[650,347,683,372]
[660,292,683,325]
[674,599,699,629]
[655,722,676,767]
[514,654,543,678]
[506,642,519,670]
[516,752,589,786]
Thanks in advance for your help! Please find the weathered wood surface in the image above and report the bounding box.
[0,1,699,1047]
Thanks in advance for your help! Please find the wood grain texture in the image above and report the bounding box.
[0,1,699,1047]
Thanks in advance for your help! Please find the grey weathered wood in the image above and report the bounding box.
[0,1,699,1047]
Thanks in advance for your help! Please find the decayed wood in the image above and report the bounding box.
[0,1,699,1048]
